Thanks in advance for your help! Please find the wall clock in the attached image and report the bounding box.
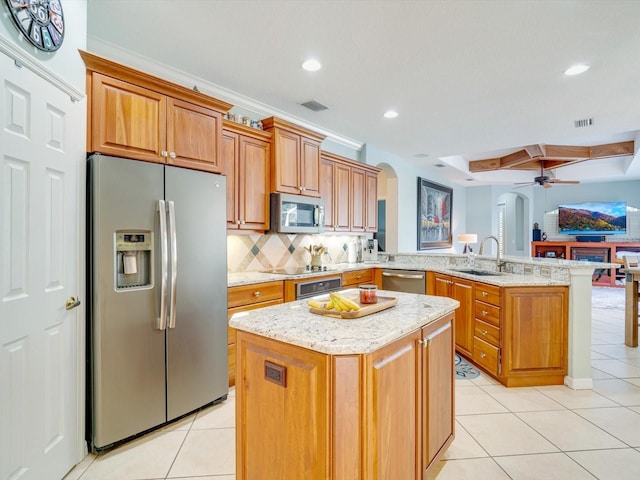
[4,0,65,52]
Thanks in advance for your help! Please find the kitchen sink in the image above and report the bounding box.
[453,269,503,276]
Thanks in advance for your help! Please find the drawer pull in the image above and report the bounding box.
[481,329,488,336]
[356,275,362,279]
[480,352,486,358]
[254,291,261,297]
[482,310,488,316]
[482,291,488,297]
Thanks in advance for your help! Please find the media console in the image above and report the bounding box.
[531,241,640,287]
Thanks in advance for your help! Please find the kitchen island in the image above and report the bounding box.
[230,290,459,480]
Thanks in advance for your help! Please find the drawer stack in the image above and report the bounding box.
[472,282,501,376]
[227,281,284,386]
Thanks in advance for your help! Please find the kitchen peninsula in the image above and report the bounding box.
[230,291,459,480]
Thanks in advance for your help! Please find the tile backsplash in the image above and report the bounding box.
[227,233,369,273]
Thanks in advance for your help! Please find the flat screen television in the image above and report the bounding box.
[558,201,627,235]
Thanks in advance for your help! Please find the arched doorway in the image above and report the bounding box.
[497,191,530,257]
[375,163,399,253]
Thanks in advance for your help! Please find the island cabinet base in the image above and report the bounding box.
[235,313,455,480]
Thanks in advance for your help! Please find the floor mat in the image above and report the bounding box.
[455,354,480,380]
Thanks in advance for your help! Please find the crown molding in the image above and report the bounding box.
[0,34,84,102]
[87,36,363,152]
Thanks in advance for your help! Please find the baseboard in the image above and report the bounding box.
[564,375,593,390]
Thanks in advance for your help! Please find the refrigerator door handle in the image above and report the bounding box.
[168,200,178,329]
[158,200,168,330]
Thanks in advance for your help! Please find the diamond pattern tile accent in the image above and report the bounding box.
[227,233,365,272]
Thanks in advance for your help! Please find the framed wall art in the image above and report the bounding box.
[417,177,452,250]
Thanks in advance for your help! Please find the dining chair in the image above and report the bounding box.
[623,255,639,271]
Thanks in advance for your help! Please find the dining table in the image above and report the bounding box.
[625,266,640,347]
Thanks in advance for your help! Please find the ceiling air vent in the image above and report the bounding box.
[574,117,594,128]
[300,100,329,112]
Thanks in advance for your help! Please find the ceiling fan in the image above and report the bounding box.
[515,161,580,188]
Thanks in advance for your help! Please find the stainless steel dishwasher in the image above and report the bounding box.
[381,269,426,294]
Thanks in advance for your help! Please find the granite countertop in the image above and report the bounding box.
[227,263,374,286]
[227,261,573,288]
[229,289,459,355]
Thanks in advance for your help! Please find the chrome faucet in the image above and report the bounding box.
[478,235,506,272]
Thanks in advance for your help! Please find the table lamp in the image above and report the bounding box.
[458,233,478,254]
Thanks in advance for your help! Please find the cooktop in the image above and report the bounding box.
[260,265,331,275]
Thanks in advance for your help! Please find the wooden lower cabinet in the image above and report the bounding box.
[428,273,569,387]
[428,273,474,357]
[501,286,568,386]
[342,268,375,288]
[235,313,455,480]
[421,316,455,474]
[227,281,284,387]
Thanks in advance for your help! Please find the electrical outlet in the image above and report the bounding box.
[540,267,551,277]
[524,266,533,275]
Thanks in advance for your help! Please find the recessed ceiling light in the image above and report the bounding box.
[414,153,429,158]
[302,59,322,72]
[564,64,590,76]
[384,110,398,119]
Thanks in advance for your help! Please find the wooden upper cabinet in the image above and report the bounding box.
[319,156,335,229]
[222,129,240,227]
[166,97,223,172]
[90,73,166,163]
[81,50,231,172]
[262,116,325,197]
[334,161,351,231]
[320,151,378,233]
[365,170,379,232]
[222,121,271,231]
[350,166,366,232]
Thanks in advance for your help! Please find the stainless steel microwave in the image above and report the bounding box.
[270,193,325,234]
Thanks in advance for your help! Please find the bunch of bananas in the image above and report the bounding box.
[307,292,361,312]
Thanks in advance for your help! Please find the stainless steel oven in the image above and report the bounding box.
[295,276,342,299]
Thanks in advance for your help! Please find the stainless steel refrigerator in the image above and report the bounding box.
[87,154,228,452]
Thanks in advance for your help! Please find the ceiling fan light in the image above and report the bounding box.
[564,64,590,76]
[384,110,399,119]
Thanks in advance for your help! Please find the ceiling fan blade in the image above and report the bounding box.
[543,183,553,189]
[549,179,580,184]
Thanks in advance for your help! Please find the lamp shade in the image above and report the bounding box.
[457,233,477,244]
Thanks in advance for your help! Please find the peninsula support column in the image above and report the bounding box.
[565,268,594,390]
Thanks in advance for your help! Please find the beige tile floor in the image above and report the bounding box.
[65,287,640,480]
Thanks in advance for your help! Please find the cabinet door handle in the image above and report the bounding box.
[169,151,176,159]
[236,220,241,225]
[161,150,168,158]
[480,352,486,358]
[481,329,488,336]
[241,220,246,224]
[482,291,488,297]
[482,310,488,316]
[254,291,261,297]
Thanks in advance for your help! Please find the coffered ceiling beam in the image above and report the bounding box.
[589,140,634,159]
[468,141,634,173]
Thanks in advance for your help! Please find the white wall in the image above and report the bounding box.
[532,180,640,224]
[466,181,640,257]
[363,144,467,253]
[0,0,87,91]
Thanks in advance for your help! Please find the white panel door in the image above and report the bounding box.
[0,53,82,480]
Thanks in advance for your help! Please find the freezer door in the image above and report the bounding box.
[88,155,167,449]
[165,166,228,420]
